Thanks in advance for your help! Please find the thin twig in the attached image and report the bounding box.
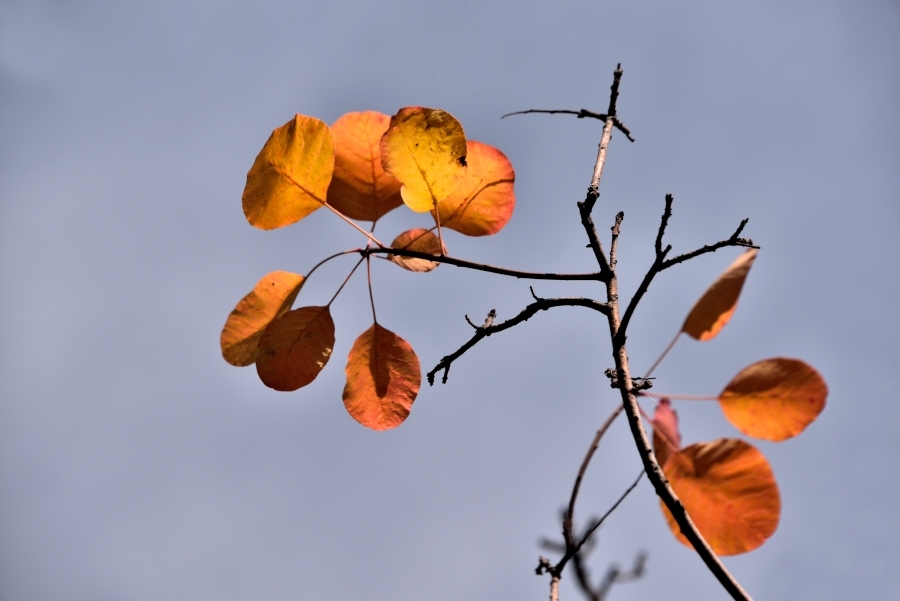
[427,295,610,385]
[576,470,644,548]
[563,406,624,546]
[609,212,624,270]
[617,215,755,345]
[363,247,605,281]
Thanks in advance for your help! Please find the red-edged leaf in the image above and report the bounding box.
[682,249,758,341]
[719,358,827,441]
[431,140,515,236]
[326,111,403,221]
[256,306,335,391]
[660,438,780,556]
[652,398,681,468]
[342,323,421,430]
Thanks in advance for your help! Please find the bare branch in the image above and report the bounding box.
[363,247,604,281]
[579,66,754,601]
[655,194,674,258]
[501,108,609,120]
[660,218,755,270]
[576,470,644,548]
[428,295,609,385]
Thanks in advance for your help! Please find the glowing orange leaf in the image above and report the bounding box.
[326,111,403,222]
[342,323,421,431]
[652,398,681,468]
[432,140,515,236]
[389,228,446,272]
[220,271,305,366]
[380,107,467,213]
[682,248,758,341]
[660,438,780,556]
[719,358,827,442]
[256,306,335,391]
[243,114,334,230]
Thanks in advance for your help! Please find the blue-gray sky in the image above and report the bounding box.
[1,1,898,599]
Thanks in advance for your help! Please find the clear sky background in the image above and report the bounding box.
[1,1,898,600]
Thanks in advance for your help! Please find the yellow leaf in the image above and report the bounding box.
[432,140,515,236]
[256,306,335,391]
[242,114,334,230]
[380,107,467,213]
[343,323,421,431]
[326,111,403,222]
[719,358,827,441]
[389,228,446,272]
[682,248,758,341]
[220,271,305,366]
[661,438,780,556]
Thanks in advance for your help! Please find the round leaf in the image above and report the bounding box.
[389,228,446,272]
[220,271,305,366]
[682,249,758,341]
[432,140,515,236]
[660,438,780,556]
[326,111,403,222]
[256,306,335,391]
[380,107,467,213]
[243,114,335,230]
[719,358,827,441]
[343,323,421,431]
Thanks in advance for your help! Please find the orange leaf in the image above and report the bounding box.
[432,140,515,236]
[652,398,681,468]
[326,111,403,222]
[380,107,467,213]
[660,438,780,556]
[342,323,421,431]
[682,248,758,341]
[242,114,334,230]
[389,228,446,272]
[220,271,305,366]
[256,306,335,391]
[719,358,827,442]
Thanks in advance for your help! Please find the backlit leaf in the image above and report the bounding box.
[660,438,780,556]
[326,111,403,221]
[431,140,515,236]
[389,228,446,272]
[719,358,827,442]
[380,107,467,213]
[343,323,421,431]
[243,114,334,230]
[652,398,681,468]
[256,306,335,391]
[682,249,758,341]
[220,271,305,366]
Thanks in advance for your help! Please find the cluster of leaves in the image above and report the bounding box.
[646,249,827,555]
[221,109,515,430]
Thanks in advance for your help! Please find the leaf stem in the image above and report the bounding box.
[326,256,366,307]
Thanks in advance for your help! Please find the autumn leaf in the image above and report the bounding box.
[389,228,446,272]
[682,249,758,341]
[256,306,335,391]
[652,398,681,468]
[432,140,515,236]
[380,107,467,213]
[243,114,335,230]
[343,323,421,431]
[719,358,827,442]
[660,438,780,556]
[220,271,305,366]
[326,111,403,222]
